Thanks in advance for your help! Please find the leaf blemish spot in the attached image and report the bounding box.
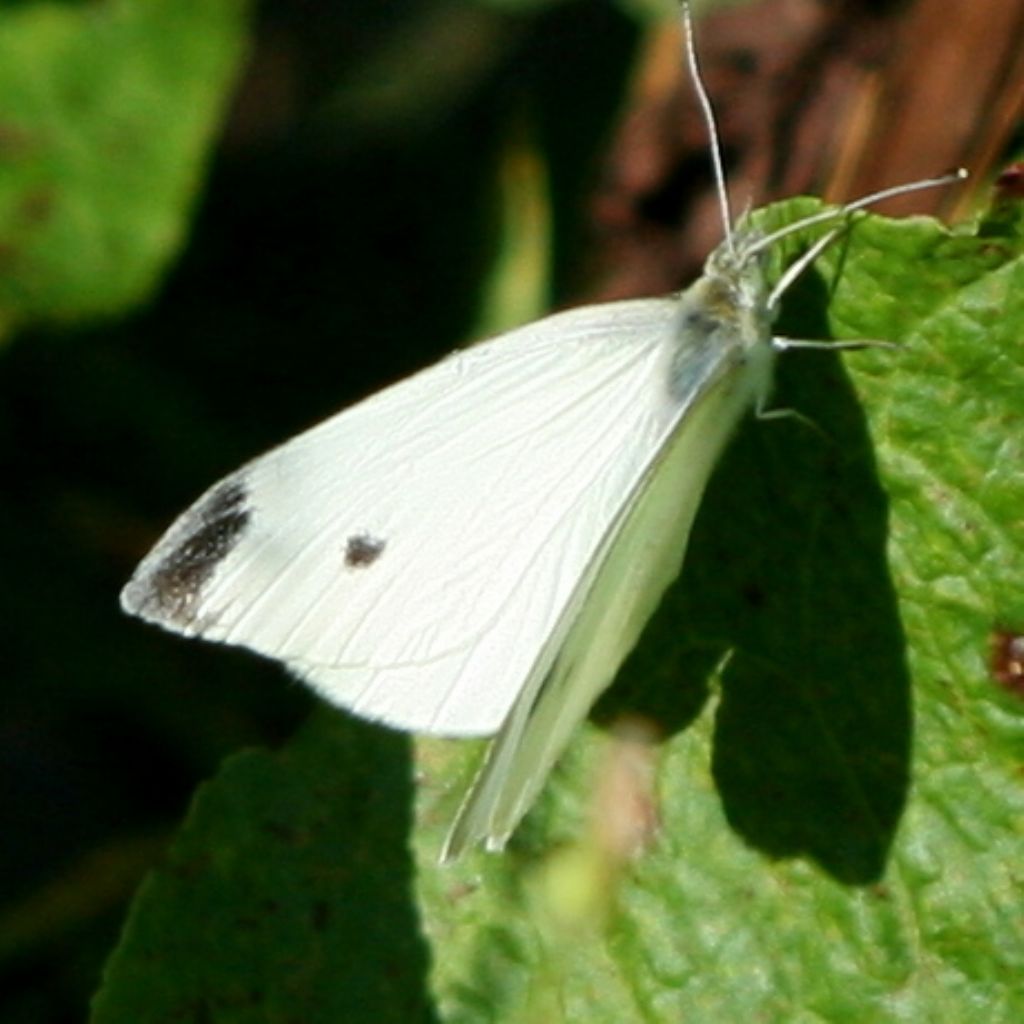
[989,627,1024,698]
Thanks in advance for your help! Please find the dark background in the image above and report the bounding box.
[3,0,1022,1020]
[1,2,642,1020]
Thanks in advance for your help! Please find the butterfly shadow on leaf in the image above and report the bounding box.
[596,264,912,886]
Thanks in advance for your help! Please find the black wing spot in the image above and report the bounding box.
[344,533,386,568]
[138,478,252,623]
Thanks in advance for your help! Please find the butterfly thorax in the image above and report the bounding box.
[664,230,775,409]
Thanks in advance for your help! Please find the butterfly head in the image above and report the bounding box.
[697,225,775,332]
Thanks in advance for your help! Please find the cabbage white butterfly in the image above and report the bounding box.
[120,3,963,861]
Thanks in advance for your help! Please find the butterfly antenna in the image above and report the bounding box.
[749,168,969,260]
[682,1,735,254]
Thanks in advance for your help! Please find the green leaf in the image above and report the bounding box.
[91,712,435,1023]
[94,196,1024,1022]
[0,0,249,334]
[414,195,1024,1019]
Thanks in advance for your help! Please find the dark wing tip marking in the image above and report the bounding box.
[121,478,252,627]
[344,533,386,568]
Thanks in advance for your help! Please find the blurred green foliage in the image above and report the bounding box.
[0,0,250,330]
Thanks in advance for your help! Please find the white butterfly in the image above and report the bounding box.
[120,3,962,861]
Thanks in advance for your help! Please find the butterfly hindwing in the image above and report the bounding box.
[443,272,774,855]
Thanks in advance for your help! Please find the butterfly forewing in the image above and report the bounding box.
[122,298,684,736]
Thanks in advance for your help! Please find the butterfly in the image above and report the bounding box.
[121,2,963,861]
